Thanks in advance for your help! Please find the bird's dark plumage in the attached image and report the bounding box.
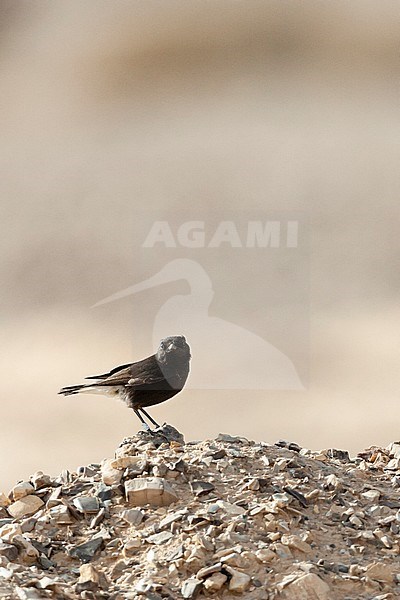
[59,336,191,429]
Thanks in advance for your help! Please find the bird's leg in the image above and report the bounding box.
[139,408,161,429]
[134,408,151,431]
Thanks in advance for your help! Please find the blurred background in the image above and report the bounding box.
[1,1,399,491]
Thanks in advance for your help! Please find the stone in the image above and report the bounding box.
[281,534,312,553]
[101,459,122,485]
[0,493,10,508]
[365,562,393,583]
[284,486,308,507]
[216,433,245,443]
[46,487,62,508]
[134,424,185,447]
[30,471,51,489]
[326,449,350,461]
[203,572,227,591]
[190,481,215,496]
[225,566,251,593]
[12,535,39,564]
[96,483,113,501]
[283,573,331,600]
[39,555,54,569]
[73,496,100,514]
[77,464,100,477]
[11,482,34,501]
[90,507,106,528]
[197,563,222,579]
[0,542,18,561]
[216,500,246,515]
[181,577,202,598]
[123,539,141,557]
[209,449,227,459]
[122,538,142,558]
[69,537,104,563]
[15,588,43,600]
[0,567,13,579]
[256,548,276,562]
[362,490,381,502]
[49,505,75,524]
[147,531,173,545]
[110,455,147,472]
[7,495,44,519]
[323,474,340,490]
[76,564,102,592]
[121,508,144,525]
[125,477,178,507]
[0,522,22,541]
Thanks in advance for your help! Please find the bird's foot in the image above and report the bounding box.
[141,422,151,432]
[152,422,167,432]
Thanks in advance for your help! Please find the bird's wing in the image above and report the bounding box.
[88,354,166,388]
[85,363,133,380]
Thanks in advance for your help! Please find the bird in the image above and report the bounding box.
[59,335,191,430]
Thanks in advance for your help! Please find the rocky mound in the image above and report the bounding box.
[1,426,400,600]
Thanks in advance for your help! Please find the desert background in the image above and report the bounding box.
[1,1,399,492]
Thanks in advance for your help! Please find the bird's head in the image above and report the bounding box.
[156,335,191,364]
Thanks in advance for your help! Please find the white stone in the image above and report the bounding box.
[121,508,144,525]
[365,562,393,583]
[203,572,227,592]
[7,495,44,519]
[11,482,34,501]
[255,548,276,562]
[281,534,312,553]
[0,493,10,508]
[101,459,122,485]
[225,566,251,593]
[216,500,246,515]
[283,573,331,600]
[125,477,178,507]
[361,490,381,502]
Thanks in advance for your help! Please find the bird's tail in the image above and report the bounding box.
[58,384,92,396]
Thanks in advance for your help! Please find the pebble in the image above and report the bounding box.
[69,537,104,562]
[216,500,246,515]
[76,564,103,592]
[282,573,331,599]
[225,566,251,593]
[0,542,18,561]
[146,531,173,545]
[125,477,178,507]
[30,471,51,490]
[49,504,74,524]
[11,482,34,501]
[7,495,44,519]
[281,534,312,553]
[190,481,215,496]
[203,572,227,591]
[121,508,144,525]
[0,493,10,508]
[73,496,101,514]
[365,562,393,583]
[122,538,141,557]
[181,577,202,598]
[101,459,122,485]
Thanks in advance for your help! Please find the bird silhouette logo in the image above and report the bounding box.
[94,259,304,390]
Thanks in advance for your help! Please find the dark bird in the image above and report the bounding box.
[59,336,191,429]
